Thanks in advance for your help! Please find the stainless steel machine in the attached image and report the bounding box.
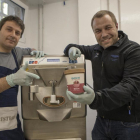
[21,55,86,140]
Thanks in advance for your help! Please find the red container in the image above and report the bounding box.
[64,68,85,94]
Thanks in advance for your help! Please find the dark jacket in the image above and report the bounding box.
[64,31,140,122]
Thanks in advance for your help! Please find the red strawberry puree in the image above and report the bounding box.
[64,68,85,94]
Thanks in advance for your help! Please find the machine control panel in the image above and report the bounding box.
[22,55,84,65]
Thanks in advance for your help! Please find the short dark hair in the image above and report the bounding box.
[91,10,117,29]
[0,15,25,37]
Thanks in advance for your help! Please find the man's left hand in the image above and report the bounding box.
[30,50,46,58]
[66,85,95,105]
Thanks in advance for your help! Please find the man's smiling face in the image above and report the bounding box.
[92,14,119,49]
[0,21,22,53]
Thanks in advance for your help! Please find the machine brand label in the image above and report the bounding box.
[47,59,60,62]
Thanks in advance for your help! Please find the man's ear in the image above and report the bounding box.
[116,23,118,29]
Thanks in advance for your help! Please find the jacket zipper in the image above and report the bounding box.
[127,101,132,115]
[100,62,104,89]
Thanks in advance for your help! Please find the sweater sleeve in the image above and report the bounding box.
[15,47,32,66]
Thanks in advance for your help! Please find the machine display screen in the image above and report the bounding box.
[47,59,60,62]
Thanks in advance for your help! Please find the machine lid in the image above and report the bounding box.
[64,68,85,75]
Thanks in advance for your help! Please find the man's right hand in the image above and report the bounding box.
[68,47,81,60]
[66,85,95,105]
[6,61,40,87]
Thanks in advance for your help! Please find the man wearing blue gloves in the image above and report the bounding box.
[0,15,45,140]
[64,10,140,140]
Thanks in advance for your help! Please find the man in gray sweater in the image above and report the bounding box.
[0,15,45,140]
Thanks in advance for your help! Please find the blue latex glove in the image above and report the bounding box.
[30,50,46,58]
[6,61,40,87]
[68,47,81,60]
[66,85,95,104]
